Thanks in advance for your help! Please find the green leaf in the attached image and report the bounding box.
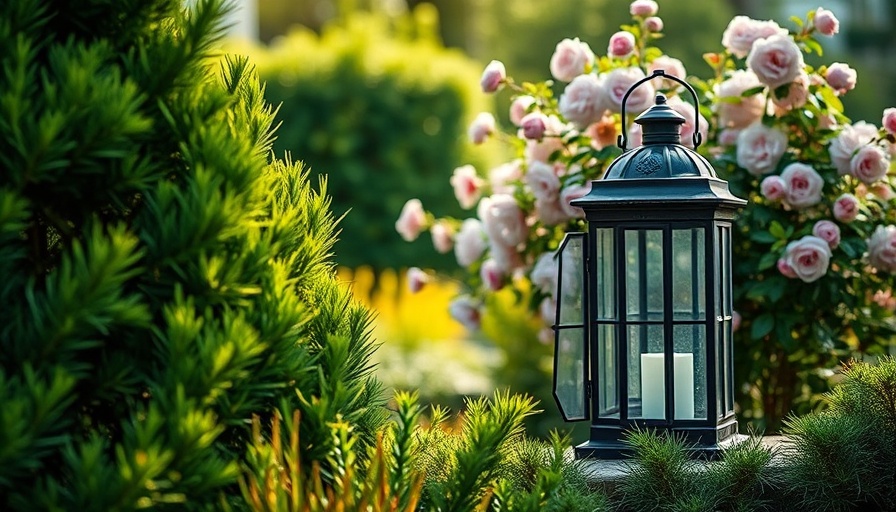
[790,15,804,28]
[818,86,844,113]
[757,251,778,271]
[769,221,787,239]
[740,85,766,97]
[750,231,778,244]
[751,313,775,340]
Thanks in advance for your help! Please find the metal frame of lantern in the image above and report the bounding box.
[552,70,748,459]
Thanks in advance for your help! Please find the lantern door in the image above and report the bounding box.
[552,232,589,421]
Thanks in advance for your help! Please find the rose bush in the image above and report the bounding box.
[395,2,896,431]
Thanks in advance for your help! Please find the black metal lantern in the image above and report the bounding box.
[552,70,747,459]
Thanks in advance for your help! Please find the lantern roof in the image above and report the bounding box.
[572,93,746,209]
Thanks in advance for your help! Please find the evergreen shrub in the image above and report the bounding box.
[0,0,386,508]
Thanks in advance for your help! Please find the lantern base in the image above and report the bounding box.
[574,432,749,460]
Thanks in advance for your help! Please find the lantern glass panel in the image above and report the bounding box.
[625,230,664,322]
[673,324,706,419]
[597,323,619,418]
[628,324,665,419]
[596,228,615,320]
[556,328,587,420]
[554,233,588,421]
[672,228,705,320]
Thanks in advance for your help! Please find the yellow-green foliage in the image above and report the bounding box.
[228,7,505,271]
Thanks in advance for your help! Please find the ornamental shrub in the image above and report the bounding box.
[0,0,387,508]
[397,0,896,432]
[231,6,503,271]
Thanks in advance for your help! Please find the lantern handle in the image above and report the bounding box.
[617,69,702,151]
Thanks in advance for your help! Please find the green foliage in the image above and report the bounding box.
[0,0,387,508]
[781,357,896,511]
[231,7,504,271]
[618,430,776,512]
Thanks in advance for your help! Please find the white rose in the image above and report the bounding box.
[558,73,607,128]
[850,145,890,184]
[560,183,590,219]
[530,252,558,296]
[868,225,896,273]
[784,235,832,283]
[780,163,824,208]
[449,295,482,331]
[605,67,655,114]
[468,112,496,144]
[453,218,486,267]
[736,122,788,175]
[829,121,879,175]
[488,160,523,195]
[430,221,454,254]
[478,194,528,248]
[550,37,594,82]
[714,70,765,129]
[721,16,787,58]
[525,161,561,202]
[746,34,804,89]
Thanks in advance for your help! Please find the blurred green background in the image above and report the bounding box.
[225,0,896,436]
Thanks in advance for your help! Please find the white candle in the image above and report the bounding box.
[640,353,695,419]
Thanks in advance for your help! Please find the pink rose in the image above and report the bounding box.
[829,122,879,174]
[605,67,655,114]
[525,116,567,162]
[718,128,741,146]
[814,8,839,36]
[825,63,857,94]
[478,194,528,248]
[535,196,569,226]
[732,310,742,331]
[648,56,686,91]
[531,252,558,296]
[628,122,643,148]
[558,73,607,128]
[833,193,860,223]
[488,160,523,195]
[520,112,549,140]
[736,122,788,175]
[449,295,482,331]
[430,221,454,254]
[395,199,426,242]
[480,259,505,291]
[407,267,430,293]
[560,183,590,219]
[760,175,787,201]
[644,16,664,32]
[777,257,797,278]
[850,145,890,184]
[454,218,486,267]
[715,70,765,129]
[525,161,561,203]
[550,37,594,82]
[480,60,506,93]
[630,0,659,17]
[489,240,523,273]
[784,235,832,283]
[722,16,788,58]
[608,31,636,59]
[468,112,496,145]
[771,71,809,113]
[781,163,823,208]
[868,225,896,273]
[450,164,485,209]
[812,220,841,249]
[510,95,536,126]
[746,34,804,89]
[883,107,896,136]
